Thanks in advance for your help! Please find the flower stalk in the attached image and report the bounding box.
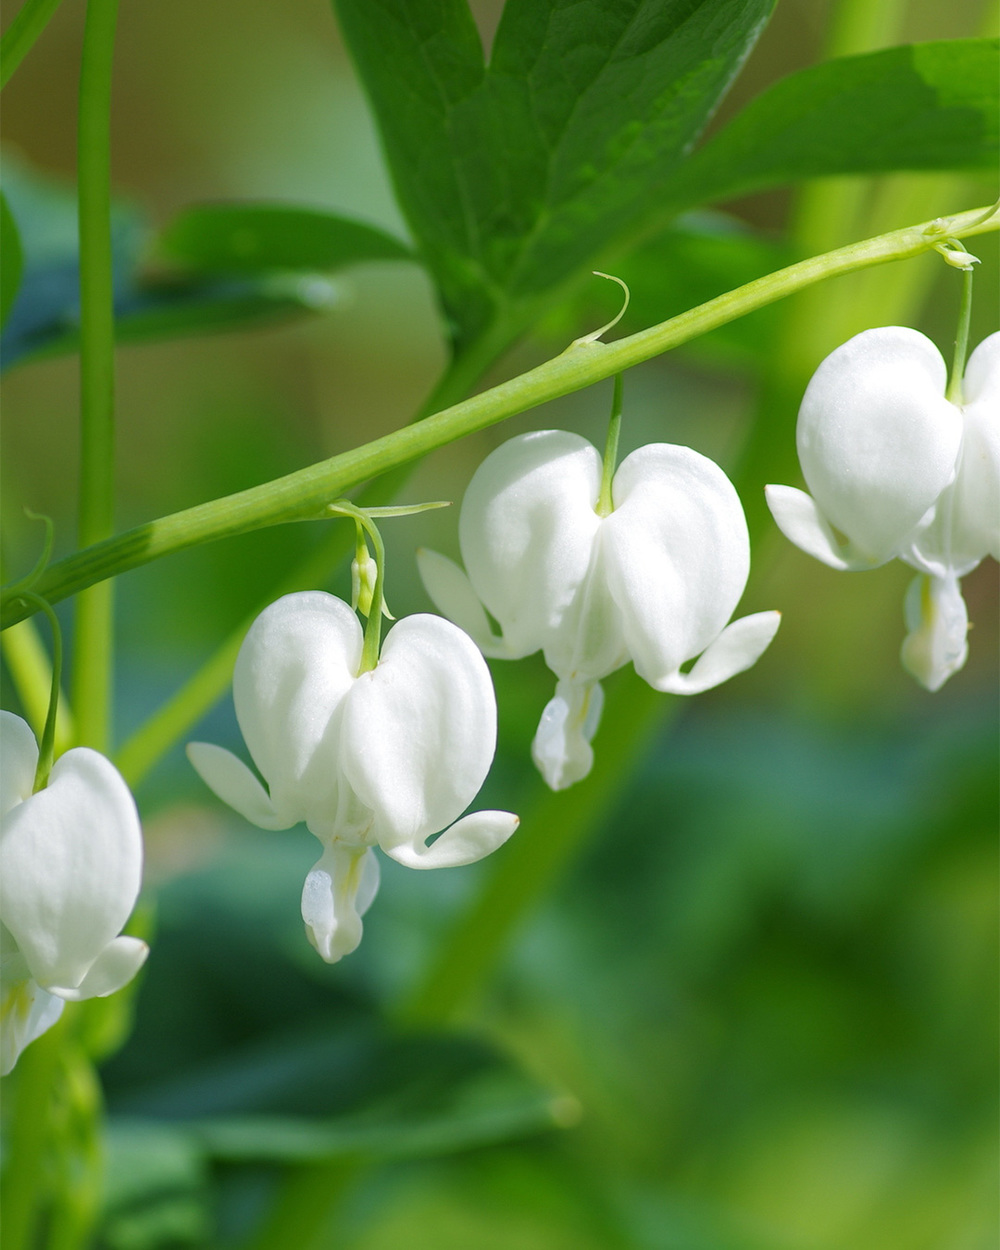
[2,206,997,632]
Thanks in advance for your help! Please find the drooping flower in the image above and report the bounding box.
[418,431,780,790]
[765,328,999,691]
[0,711,148,1075]
[187,592,518,963]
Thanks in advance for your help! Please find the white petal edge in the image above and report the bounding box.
[384,810,519,869]
[301,845,380,964]
[765,485,883,571]
[0,747,143,992]
[48,936,148,1001]
[653,611,782,695]
[1,979,64,1076]
[186,742,291,830]
[900,573,969,692]
[1,711,39,816]
[416,548,514,658]
[530,679,604,791]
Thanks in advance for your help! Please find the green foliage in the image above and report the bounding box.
[155,203,411,275]
[669,38,1000,209]
[333,0,776,352]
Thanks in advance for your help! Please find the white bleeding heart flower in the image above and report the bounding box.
[418,431,780,791]
[0,711,148,1075]
[766,328,999,691]
[187,593,518,964]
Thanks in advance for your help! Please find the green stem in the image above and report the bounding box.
[325,502,387,670]
[72,0,119,753]
[946,266,974,403]
[596,374,623,516]
[1,617,76,753]
[0,0,66,89]
[15,593,64,791]
[4,205,996,633]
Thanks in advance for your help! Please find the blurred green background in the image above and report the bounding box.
[1,0,997,1246]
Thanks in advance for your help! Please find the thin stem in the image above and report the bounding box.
[0,0,66,89]
[1,618,76,754]
[946,266,974,403]
[3,205,996,632]
[15,593,64,791]
[596,374,623,517]
[326,502,387,670]
[72,0,119,751]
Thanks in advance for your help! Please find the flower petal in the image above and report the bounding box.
[796,327,962,562]
[0,977,63,1076]
[602,444,752,685]
[186,742,290,830]
[950,331,1000,564]
[459,431,603,659]
[1,712,39,816]
[653,611,781,695]
[416,548,513,657]
[0,748,143,992]
[50,936,148,1001]
[530,678,604,791]
[340,614,499,854]
[764,485,881,571]
[234,592,362,825]
[384,810,519,869]
[300,844,379,964]
[900,573,969,691]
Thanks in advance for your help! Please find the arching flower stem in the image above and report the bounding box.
[947,266,974,405]
[597,374,624,518]
[15,592,63,793]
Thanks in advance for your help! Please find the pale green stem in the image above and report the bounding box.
[0,0,66,89]
[4,205,995,634]
[72,0,118,752]
[325,502,387,671]
[946,266,974,403]
[1,618,76,753]
[46,1042,104,1250]
[15,593,63,791]
[596,374,623,517]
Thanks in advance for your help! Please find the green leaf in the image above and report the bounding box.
[155,202,412,274]
[111,1024,569,1163]
[668,39,1000,210]
[0,190,23,327]
[334,0,776,350]
[0,161,357,369]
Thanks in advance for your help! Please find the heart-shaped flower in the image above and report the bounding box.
[419,431,780,789]
[766,328,999,690]
[1,712,148,1075]
[188,593,517,963]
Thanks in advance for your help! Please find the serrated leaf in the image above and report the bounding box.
[667,38,1000,211]
[334,0,776,350]
[156,202,412,274]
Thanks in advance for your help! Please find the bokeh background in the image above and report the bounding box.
[2,0,997,1246]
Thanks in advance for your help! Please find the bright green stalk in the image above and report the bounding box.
[3,205,995,634]
[1,617,76,753]
[596,375,623,517]
[14,593,63,792]
[947,266,975,403]
[0,0,66,89]
[72,0,119,752]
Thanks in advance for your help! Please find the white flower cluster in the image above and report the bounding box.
[2,321,994,1075]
